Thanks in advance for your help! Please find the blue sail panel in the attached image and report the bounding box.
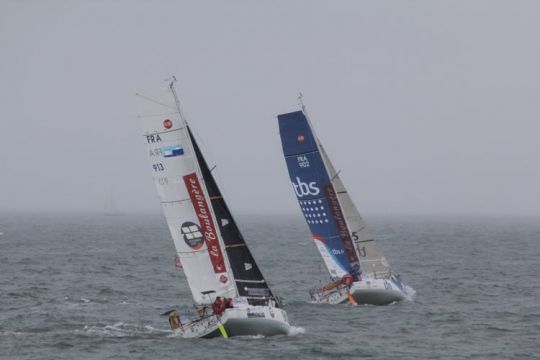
[278,111,361,278]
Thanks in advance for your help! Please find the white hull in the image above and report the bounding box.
[310,277,409,306]
[174,305,291,338]
[349,278,406,305]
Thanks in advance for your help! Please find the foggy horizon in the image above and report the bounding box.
[1,1,539,217]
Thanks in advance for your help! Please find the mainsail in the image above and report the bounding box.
[138,87,235,304]
[278,111,361,279]
[138,84,276,305]
[278,110,392,280]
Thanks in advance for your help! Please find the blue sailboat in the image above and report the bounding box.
[277,103,411,305]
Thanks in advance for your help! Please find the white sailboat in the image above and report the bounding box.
[277,100,412,305]
[137,80,291,338]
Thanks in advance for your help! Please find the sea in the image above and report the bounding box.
[0,212,538,359]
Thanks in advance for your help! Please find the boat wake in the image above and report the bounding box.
[79,322,168,338]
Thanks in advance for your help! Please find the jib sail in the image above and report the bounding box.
[188,126,277,305]
[319,145,391,279]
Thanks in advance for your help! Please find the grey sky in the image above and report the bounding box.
[1,0,539,216]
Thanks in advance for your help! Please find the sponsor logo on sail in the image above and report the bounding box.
[180,221,205,250]
[297,134,305,142]
[324,184,361,274]
[149,148,162,157]
[163,119,173,129]
[161,145,184,158]
[183,172,227,274]
[292,176,320,197]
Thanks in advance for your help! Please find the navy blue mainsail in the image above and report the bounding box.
[278,111,361,279]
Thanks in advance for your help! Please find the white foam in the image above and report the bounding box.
[235,334,266,339]
[80,322,169,338]
[404,285,417,301]
[287,326,306,336]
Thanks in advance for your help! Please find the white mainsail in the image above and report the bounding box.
[137,87,237,304]
[319,145,392,279]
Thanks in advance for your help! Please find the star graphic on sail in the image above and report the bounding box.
[299,199,329,225]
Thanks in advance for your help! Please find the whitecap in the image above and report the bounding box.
[403,285,417,301]
[287,326,306,336]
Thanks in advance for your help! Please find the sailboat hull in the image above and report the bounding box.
[175,306,291,339]
[310,278,409,305]
[349,278,407,305]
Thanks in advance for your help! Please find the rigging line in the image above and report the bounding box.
[160,198,191,204]
[137,112,178,118]
[135,93,177,110]
[355,239,375,243]
[142,127,183,136]
[284,149,320,158]
[331,170,342,182]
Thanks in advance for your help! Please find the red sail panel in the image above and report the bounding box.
[324,184,359,267]
[183,172,227,274]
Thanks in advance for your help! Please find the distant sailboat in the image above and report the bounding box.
[137,79,292,338]
[103,190,122,216]
[277,100,411,305]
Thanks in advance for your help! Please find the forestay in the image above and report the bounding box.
[278,111,361,279]
[137,88,237,304]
